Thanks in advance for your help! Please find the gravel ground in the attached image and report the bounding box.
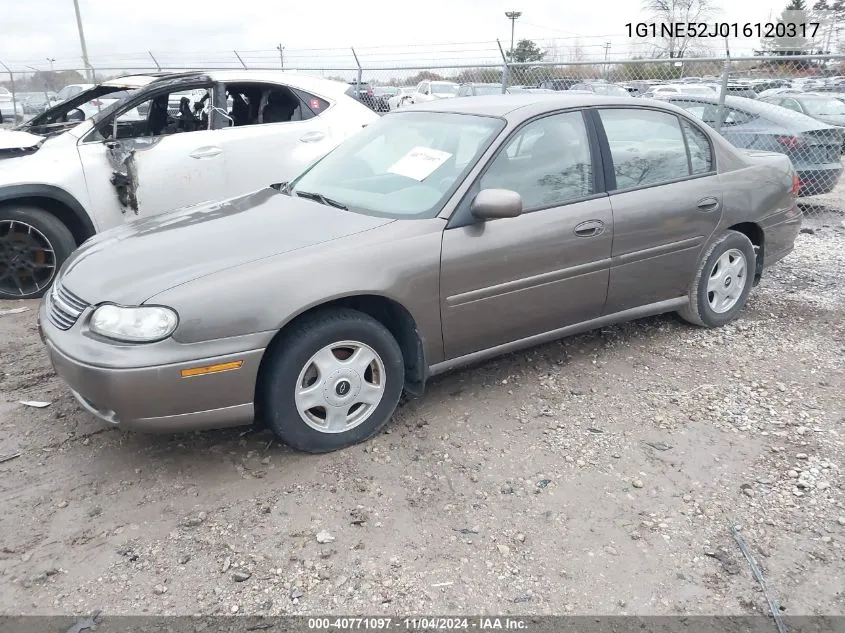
[0,202,843,617]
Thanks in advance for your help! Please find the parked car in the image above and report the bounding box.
[344,81,390,112]
[538,77,580,91]
[642,84,716,98]
[409,80,459,104]
[387,86,416,110]
[506,86,556,94]
[18,92,56,115]
[44,83,96,110]
[373,86,399,111]
[756,87,806,99]
[456,83,504,97]
[0,87,22,124]
[621,81,655,97]
[662,95,844,196]
[569,83,632,97]
[39,93,801,453]
[759,93,845,128]
[0,71,378,300]
[706,83,758,100]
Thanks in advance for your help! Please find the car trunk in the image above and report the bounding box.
[781,128,844,166]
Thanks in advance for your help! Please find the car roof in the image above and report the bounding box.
[402,93,666,119]
[204,70,354,96]
[97,70,354,98]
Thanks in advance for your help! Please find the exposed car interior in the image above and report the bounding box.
[100,87,213,140]
[220,83,328,126]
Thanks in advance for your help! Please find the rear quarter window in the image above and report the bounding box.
[293,88,329,118]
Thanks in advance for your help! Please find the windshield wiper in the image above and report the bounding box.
[295,190,348,210]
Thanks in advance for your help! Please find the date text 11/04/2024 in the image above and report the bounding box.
[625,22,822,38]
[307,617,528,630]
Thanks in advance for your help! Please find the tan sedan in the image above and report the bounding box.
[39,93,802,452]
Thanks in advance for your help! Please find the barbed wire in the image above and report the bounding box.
[3,34,842,73]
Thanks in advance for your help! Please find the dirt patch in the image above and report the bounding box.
[0,218,843,616]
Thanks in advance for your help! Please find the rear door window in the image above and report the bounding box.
[599,108,690,190]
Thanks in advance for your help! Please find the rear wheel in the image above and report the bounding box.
[0,206,76,300]
[678,230,757,328]
[259,309,405,453]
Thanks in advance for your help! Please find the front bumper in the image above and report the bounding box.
[39,303,269,433]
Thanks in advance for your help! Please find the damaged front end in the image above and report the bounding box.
[106,141,141,214]
[0,130,45,159]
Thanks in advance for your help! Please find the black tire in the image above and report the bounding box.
[259,308,405,453]
[0,205,76,300]
[678,230,757,328]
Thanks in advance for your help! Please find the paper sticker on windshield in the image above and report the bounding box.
[387,146,452,181]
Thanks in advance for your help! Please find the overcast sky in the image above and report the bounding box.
[0,0,807,71]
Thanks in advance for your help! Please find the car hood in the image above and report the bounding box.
[0,129,45,151]
[58,187,395,305]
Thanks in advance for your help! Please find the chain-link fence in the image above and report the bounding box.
[2,52,845,207]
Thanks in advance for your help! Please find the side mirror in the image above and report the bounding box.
[470,189,522,220]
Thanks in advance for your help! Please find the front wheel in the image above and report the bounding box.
[0,206,76,300]
[678,230,757,328]
[259,309,405,453]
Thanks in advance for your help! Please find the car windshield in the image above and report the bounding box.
[289,111,504,219]
[431,83,458,94]
[801,97,845,115]
[474,84,503,95]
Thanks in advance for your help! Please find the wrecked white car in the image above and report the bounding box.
[0,71,378,299]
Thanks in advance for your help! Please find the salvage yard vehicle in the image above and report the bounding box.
[659,95,845,196]
[0,71,378,300]
[39,93,801,453]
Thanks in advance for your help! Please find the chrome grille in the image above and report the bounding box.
[47,282,89,331]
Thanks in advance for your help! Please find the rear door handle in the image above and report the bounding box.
[299,131,326,143]
[189,146,222,159]
[697,196,720,211]
[574,219,605,238]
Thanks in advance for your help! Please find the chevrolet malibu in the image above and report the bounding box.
[39,94,802,453]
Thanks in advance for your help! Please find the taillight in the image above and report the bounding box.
[792,173,801,197]
[776,135,800,150]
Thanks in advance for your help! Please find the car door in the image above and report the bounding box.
[76,82,228,230]
[212,82,333,194]
[439,110,613,359]
[595,107,723,314]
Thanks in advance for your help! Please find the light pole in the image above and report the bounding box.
[47,57,56,71]
[276,44,285,70]
[603,42,610,79]
[72,0,93,81]
[505,11,522,59]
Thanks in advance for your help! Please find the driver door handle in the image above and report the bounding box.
[574,219,605,238]
[697,196,720,212]
[189,146,222,159]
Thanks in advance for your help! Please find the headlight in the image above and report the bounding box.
[89,304,178,342]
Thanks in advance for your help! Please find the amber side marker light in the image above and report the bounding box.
[181,361,243,378]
